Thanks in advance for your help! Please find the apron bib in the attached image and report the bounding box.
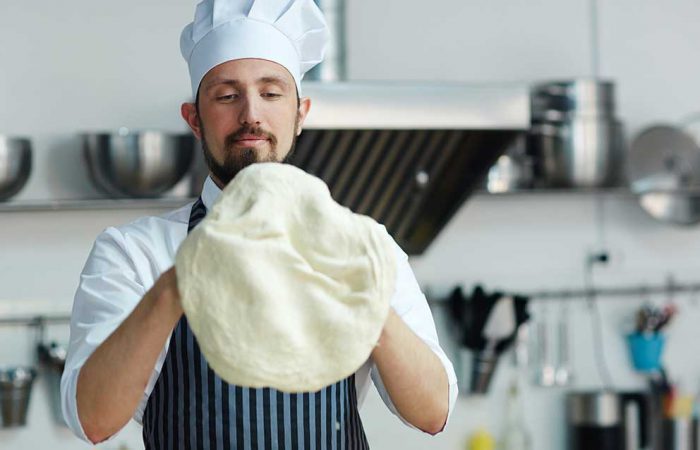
[142,198,370,450]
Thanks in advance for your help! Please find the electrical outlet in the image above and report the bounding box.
[585,246,626,271]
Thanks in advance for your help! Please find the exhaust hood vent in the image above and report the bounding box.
[289,127,519,255]
[290,82,528,255]
[299,1,528,254]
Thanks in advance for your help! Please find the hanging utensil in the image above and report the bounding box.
[35,319,68,427]
[471,295,517,394]
[555,299,573,386]
[483,296,517,353]
[535,302,557,387]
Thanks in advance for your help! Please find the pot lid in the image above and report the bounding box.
[629,125,700,193]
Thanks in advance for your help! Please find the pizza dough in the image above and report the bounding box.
[175,162,397,392]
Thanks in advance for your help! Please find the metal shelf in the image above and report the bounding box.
[475,186,700,197]
[0,197,196,212]
[0,189,644,209]
[473,186,632,196]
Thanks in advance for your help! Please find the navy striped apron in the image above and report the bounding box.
[142,198,370,450]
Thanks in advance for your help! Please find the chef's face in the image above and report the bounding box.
[181,58,311,188]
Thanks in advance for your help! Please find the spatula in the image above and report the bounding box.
[482,296,516,355]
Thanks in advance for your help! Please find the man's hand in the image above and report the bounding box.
[77,267,183,443]
[371,309,450,435]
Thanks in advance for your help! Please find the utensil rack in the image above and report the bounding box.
[2,279,699,327]
[519,279,700,302]
[427,279,700,304]
[0,315,71,328]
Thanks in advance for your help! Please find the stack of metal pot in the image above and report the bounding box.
[529,79,624,188]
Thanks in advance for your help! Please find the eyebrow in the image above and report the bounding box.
[204,75,291,91]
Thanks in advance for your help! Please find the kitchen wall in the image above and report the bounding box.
[2,0,700,449]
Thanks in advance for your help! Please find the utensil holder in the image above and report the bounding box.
[627,333,665,372]
[0,367,37,428]
[470,350,499,394]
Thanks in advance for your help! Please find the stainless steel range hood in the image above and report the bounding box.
[290,81,529,255]
[285,0,529,255]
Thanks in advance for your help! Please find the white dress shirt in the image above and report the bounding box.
[61,176,458,443]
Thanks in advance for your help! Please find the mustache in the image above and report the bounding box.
[224,125,278,149]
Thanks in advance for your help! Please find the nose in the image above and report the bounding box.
[238,95,262,126]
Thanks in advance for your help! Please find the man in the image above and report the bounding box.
[61,0,458,448]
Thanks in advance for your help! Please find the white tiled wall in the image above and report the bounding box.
[2,1,700,449]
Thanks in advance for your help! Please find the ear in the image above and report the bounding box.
[181,102,202,140]
[295,97,312,136]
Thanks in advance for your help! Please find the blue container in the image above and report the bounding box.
[627,333,665,372]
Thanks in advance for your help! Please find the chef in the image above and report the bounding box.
[60,0,458,448]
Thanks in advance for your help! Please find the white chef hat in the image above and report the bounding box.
[180,0,329,98]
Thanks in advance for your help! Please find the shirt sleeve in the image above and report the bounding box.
[60,227,147,443]
[370,241,459,433]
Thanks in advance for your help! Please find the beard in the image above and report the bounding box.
[199,117,299,187]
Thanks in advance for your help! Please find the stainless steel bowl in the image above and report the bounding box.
[0,137,32,201]
[83,129,195,198]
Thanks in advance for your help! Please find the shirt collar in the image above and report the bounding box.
[201,176,222,211]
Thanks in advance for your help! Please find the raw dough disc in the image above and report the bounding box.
[175,162,396,392]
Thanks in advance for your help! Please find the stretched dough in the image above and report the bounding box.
[175,163,396,392]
